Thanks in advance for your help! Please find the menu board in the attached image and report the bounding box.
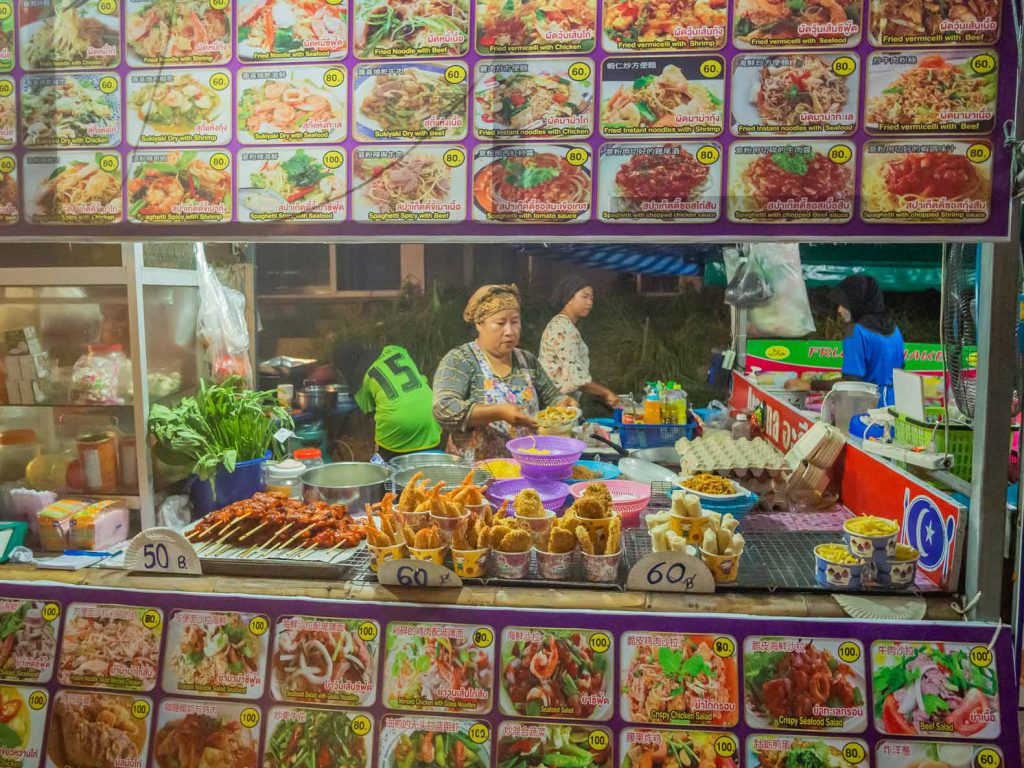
[0,0,1014,240]
[0,581,1019,768]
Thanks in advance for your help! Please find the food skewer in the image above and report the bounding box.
[196,514,252,554]
[237,520,270,542]
[242,522,294,559]
[261,524,316,559]
[185,518,225,542]
[207,519,273,557]
[283,540,320,560]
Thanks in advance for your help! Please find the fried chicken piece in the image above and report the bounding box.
[414,526,442,549]
[513,488,545,518]
[560,507,579,530]
[548,526,577,554]
[476,524,492,550]
[489,524,511,550]
[583,482,613,508]
[498,529,533,553]
[607,516,621,555]
[574,496,609,520]
[576,525,596,555]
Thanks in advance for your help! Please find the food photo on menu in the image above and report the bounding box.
[127,150,232,224]
[47,690,150,768]
[600,58,724,138]
[475,0,596,54]
[0,685,44,763]
[237,0,347,61]
[597,142,722,223]
[0,78,12,146]
[19,0,120,71]
[876,741,1004,768]
[730,53,858,136]
[743,637,867,733]
[0,6,12,71]
[860,140,993,224]
[237,67,347,144]
[601,0,726,51]
[162,610,268,699]
[473,59,593,140]
[126,69,231,146]
[237,147,347,224]
[868,0,1001,45]
[351,144,467,223]
[154,699,259,768]
[495,722,612,768]
[124,0,231,65]
[747,734,868,768]
[265,707,371,768]
[379,715,489,768]
[23,151,122,224]
[864,51,998,135]
[732,0,862,47]
[472,144,592,223]
[19,74,122,148]
[269,616,377,706]
[0,600,57,683]
[355,63,468,142]
[353,0,469,58]
[57,603,161,692]
[0,155,14,225]
[620,729,738,768]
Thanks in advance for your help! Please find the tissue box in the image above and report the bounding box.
[4,327,41,355]
[69,500,129,551]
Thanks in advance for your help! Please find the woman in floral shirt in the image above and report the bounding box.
[540,276,620,408]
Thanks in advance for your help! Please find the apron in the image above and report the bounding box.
[448,343,540,462]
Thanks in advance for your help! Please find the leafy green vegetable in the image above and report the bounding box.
[635,102,658,124]
[503,159,561,190]
[872,661,912,718]
[281,150,328,189]
[273,27,303,50]
[0,603,27,641]
[922,693,950,717]
[882,86,904,95]
[744,651,785,706]
[632,75,655,90]
[0,723,19,750]
[783,742,828,768]
[735,16,755,36]
[786,0,806,11]
[770,152,810,175]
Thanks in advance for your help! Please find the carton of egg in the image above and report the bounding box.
[677,434,788,479]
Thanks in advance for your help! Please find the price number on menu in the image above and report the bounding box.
[351,716,372,736]
[210,153,230,171]
[712,636,736,658]
[568,62,591,81]
[841,743,866,764]
[976,748,1002,767]
[0,4,11,20]
[443,148,465,168]
[970,53,996,75]
[141,610,162,630]
[323,150,344,169]
[828,145,853,165]
[967,143,991,164]
[240,708,261,728]
[131,700,151,720]
[27,691,47,711]
[248,616,269,636]
[695,145,720,165]
[98,154,119,173]
[587,732,609,751]
[444,65,467,84]
[588,632,611,654]
[472,627,493,648]
[41,603,60,622]
[99,77,118,94]
[699,58,723,78]
[0,80,12,98]
[209,72,230,91]
[713,737,737,759]
[209,0,228,9]
[323,68,345,87]
[831,56,857,77]
[969,645,993,668]
[837,641,861,663]
[357,621,378,642]
[468,723,490,744]
[97,0,117,14]
[566,148,588,166]
[0,157,14,175]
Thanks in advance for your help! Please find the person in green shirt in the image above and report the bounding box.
[336,343,443,461]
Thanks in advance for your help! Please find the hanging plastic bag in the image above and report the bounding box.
[724,248,774,307]
[725,244,815,338]
[196,249,253,386]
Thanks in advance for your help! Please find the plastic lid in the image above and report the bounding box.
[736,414,749,421]
[268,459,306,479]
[293,448,322,460]
[0,429,38,445]
[87,343,125,354]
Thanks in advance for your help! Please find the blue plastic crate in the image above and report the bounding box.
[619,421,697,449]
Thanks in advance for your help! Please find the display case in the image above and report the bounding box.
[0,244,206,531]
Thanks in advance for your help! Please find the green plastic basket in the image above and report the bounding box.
[891,407,974,481]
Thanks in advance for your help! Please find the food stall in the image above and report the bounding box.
[0,0,1021,758]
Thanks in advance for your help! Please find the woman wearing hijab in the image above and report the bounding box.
[788,275,905,405]
[539,276,620,408]
[433,284,574,459]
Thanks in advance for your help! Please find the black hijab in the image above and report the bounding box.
[550,275,592,310]
[828,275,896,335]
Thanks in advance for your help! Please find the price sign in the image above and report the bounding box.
[841,742,866,764]
[125,528,202,576]
[377,559,463,589]
[240,708,261,728]
[468,723,490,744]
[0,157,15,175]
[626,551,715,593]
[0,80,13,98]
[975,748,1002,767]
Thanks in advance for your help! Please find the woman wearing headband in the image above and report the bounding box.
[433,284,575,459]
[540,275,620,409]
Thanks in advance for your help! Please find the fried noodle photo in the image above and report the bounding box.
[477,0,596,51]
[33,156,122,222]
[360,67,465,136]
[48,692,148,768]
[474,153,590,218]
[603,66,720,132]
[866,54,996,128]
[24,0,119,69]
[127,0,230,62]
[869,0,1000,42]
[265,710,368,768]
[355,0,469,56]
[129,74,221,135]
[604,0,725,48]
[154,711,258,768]
[755,55,848,125]
[502,630,609,719]
[271,618,374,701]
[734,0,860,43]
[239,0,346,57]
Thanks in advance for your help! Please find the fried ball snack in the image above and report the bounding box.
[513,489,545,518]
[498,529,533,553]
[574,496,609,521]
[489,524,512,550]
[547,526,577,554]
[583,482,613,508]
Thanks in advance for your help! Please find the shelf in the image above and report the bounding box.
[0,402,133,409]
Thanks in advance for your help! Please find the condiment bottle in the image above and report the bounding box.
[732,413,753,440]
[293,448,324,469]
[644,389,662,425]
[266,459,306,499]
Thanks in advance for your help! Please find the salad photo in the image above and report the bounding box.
[0,686,31,754]
[0,600,57,683]
[269,616,376,704]
[747,735,865,768]
[620,632,738,726]
[127,70,228,143]
[473,61,593,140]
[475,0,596,54]
[125,0,231,64]
[499,628,612,721]
[744,637,866,732]
[0,156,16,225]
[356,63,468,141]
[874,741,1000,768]
[238,0,347,60]
[620,729,737,768]
[21,74,121,147]
[128,150,232,223]
[383,622,493,713]
[237,68,347,144]
[20,0,120,70]
[58,604,161,691]
[0,78,13,146]
[154,701,258,768]
[379,716,489,768]
[872,641,999,739]
[496,723,612,768]
[25,151,123,224]
[352,145,467,222]
[164,611,267,699]
[0,6,12,71]
[264,708,370,768]
[353,0,469,58]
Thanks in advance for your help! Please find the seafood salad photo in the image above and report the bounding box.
[744,638,866,732]
[500,629,612,720]
[166,611,266,697]
[476,0,596,53]
[154,704,258,768]
[21,74,121,147]
[474,66,592,138]
[380,718,489,768]
[126,0,231,64]
[621,729,738,768]
[357,64,467,140]
[47,691,149,768]
[733,0,861,46]
[58,605,161,691]
[128,72,224,137]
[270,616,377,704]
[620,633,739,726]
[603,0,726,50]
[265,709,369,768]
[384,623,493,713]
[496,724,613,768]
[128,151,232,222]
[872,642,999,738]
[21,0,120,70]
[601,64,722,136]
[0,600,57,682]
[237,0,347,60]
[354,0,469,57]
[237,73,346,142]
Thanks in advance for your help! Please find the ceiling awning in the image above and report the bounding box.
[520,244,712,275]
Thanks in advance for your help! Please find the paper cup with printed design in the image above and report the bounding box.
[701,548,740,583]
[582,550,621,583]
[398,508,430,534]
[515,509,555,549]
[367,542,407,572]
[429,510,470,546]
[492,548,531,579]
[451,547,490,578]
[408,545,448,565]
[668,512,711,546]
[535,547,575,581]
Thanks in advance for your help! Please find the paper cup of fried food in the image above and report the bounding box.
[487,522,533,579]
[367,542,408,573]
[430,510,470,546]
[667,490,712,546]
[700,515,745,584]
[577,516,622,583]
[581,551,621,583]
[451,547,490,578]
[535,525,578,580]
[404,524,447,564]
[515,509,555,549]
[409,545,448,565]
[399,508,431,533]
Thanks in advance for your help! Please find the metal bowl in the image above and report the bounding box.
[302,462,387,513]
[391,464,491,492]
[388,452,468,474]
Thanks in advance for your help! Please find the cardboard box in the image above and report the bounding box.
[3,355,23,383]
[17,353,48,380]
[16,382,32,403]
[4,327,40,355]
[4,381,20,405]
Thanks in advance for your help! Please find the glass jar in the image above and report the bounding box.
[293,448,324,469]
[266,459,306,499]
[732,413,754,440]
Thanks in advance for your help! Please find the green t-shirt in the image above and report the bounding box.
[354,346,442,453]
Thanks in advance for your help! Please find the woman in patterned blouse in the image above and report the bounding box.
[433,284,575,460]
[539,276,620,409]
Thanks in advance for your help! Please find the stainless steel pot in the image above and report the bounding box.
[391,464,490,491]
[388,452,467,474]
[296,379,339,413]
[302,462,387,512]
[629,446,682,469]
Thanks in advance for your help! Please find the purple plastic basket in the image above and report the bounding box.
[506,436,586,481]
[486,479,572,512]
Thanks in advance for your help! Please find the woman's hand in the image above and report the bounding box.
[497,403,538,428]
[557,396,579,409]
[603,392,622,409]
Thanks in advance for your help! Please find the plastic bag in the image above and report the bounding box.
[724,250,773,307]
[725,244,815,338]
[196,249,253,386]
